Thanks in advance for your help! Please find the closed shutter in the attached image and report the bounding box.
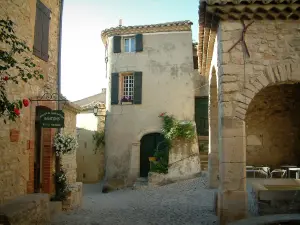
[135,34,143,52]
[133,72,142,104]
[113,36,121,53]
[34,1,51,61]
[111,73,119,105]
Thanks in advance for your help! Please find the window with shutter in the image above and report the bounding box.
[111,73,119,105]
[133,72,142,104]
[33,0,51,61]
[135,34,143,52]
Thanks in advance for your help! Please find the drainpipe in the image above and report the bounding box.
[56,0,64,174]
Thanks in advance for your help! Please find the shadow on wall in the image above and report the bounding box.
[76,128,105,183]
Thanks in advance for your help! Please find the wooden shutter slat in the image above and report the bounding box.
[135,34,143,52]
[33,4,43,58]
[133,72,142,104]
[113,36,121,53]
[41,11,50,61]
[111,73,119,105]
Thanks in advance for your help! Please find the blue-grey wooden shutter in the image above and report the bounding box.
[34,0,51,61]
[111,73,119,105]
[135,34,143,52]
[133,72,142,104]
[113,36,121,53]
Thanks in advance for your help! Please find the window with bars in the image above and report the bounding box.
[122,75,134,102]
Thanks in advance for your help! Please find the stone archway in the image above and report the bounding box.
[208,67,219,188]
[215,62,300,223]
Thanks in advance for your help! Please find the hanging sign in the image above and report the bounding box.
[40,110,65,128]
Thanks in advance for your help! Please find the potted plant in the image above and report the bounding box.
[121,96,133,105]
[148,156,156,162]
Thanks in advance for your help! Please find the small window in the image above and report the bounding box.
[121,74,134,102]
[124,37,136,52]
[84,142,87,148]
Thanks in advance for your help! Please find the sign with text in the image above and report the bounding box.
[40,110,65,128]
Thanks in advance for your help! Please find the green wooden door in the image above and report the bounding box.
[140,133,165,177]
[195,97,209,136]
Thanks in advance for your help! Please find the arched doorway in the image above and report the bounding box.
[140,133,166,177]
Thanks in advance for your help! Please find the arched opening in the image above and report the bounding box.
[245,83,300,175]
[208,67,219,188]
[34,105,51,193]
[139,132,166,177]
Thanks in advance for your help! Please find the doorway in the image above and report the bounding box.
[195,97,209,136]
[140,133,165,177]
[34,106,49,193]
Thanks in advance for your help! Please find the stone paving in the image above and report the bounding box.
[51,176,219,225]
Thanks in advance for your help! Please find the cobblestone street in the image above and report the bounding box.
[51,176,219,225]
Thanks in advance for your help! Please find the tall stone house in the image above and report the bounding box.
[199,0,300,224]
[101,21,203,188]
[73,90,106,183]
[0,0,81,223]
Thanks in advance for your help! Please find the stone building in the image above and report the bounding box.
[0,0,80,223]
[101,21,202,188]
[73,91,106,183]
[199,0,300,224]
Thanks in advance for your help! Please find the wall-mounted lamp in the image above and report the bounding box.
[93,105,102,116]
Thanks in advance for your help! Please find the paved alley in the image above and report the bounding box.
[51,176,219,225]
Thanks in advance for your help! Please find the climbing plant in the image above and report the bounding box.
[150,112,196,174]
[92,130,105,154]
[0,18,44,122]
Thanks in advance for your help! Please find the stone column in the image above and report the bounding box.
[218,116,247,224]
[208,79,219,188]
[127,142,140,184]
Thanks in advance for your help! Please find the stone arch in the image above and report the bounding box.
[234,62,300,120]
[135,127,162,143]
[208,66,219,188]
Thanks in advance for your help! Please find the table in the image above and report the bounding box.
[288,168,300,179]
[280,165,297,178]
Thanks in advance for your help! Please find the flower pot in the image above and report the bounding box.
[149,157,156,162]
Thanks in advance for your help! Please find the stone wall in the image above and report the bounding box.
[0,0,61,203]
[61,104,79,184]
[246,84,300,167]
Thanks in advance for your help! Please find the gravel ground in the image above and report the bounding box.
[51,176,219,225]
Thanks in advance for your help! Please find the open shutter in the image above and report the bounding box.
[41,4,51,61]
[33,2,43,58]
[113,36,121,53]
[135,34,143,52]
[34,1,51,61]
[111,73,119,105]
[133,72,142,104]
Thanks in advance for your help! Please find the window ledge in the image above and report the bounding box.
[121,102,133,105]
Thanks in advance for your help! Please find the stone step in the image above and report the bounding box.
[132,178,149,190]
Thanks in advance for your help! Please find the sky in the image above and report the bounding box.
[61,0,199,102]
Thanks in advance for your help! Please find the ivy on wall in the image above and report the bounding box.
[150,112,196,174]
[93,130,105,154]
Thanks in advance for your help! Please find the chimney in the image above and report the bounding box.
[119,19,122,27]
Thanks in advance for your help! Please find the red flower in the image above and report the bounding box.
[159,112,166,117]
[3,76,8,81]
[23,98,29,107]
[14,108,20,116]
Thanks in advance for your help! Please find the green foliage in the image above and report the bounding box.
[0,18,44,122]
[92,130,105,154]
[149,113,196,174]
[51,168,70,201]
[159,112,195,142]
